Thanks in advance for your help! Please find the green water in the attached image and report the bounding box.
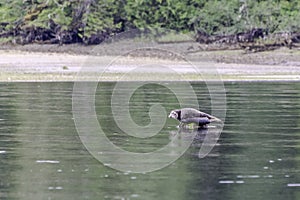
[0,82,299,200]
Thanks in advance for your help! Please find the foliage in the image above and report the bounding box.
[83,0,122,38]
[0,0,24,29]
[124,0,204,31]
[243,0,281,32]
[277,0,300,32]
[1,0,300,44]
[191,0,240,35]
[25,0,73,29]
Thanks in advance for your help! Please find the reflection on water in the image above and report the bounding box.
[0,82,299,199]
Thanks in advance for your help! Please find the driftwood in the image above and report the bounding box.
[0,20,111,45]
[1,18,300,50]
[195,29,300,53]
[195,28,266,44]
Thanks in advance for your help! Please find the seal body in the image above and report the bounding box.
[168,108,220,127]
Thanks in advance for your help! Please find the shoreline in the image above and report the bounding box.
[1,44,300,82]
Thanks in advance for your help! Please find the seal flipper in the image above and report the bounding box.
[197,117,211,126]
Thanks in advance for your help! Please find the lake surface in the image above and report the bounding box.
[0,81,299,200]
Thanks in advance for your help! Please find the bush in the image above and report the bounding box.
[1,0,300,44]
[190,0,240,35]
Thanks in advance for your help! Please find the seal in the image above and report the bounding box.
[168,108,221,128]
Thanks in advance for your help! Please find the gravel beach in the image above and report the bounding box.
[1,42,300,82]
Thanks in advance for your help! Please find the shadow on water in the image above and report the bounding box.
[0,82,299,199]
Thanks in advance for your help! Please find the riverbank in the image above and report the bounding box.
[1,43,300,82]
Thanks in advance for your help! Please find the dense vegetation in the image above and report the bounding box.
[0,0,300,45]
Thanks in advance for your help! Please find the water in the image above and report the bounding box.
[0,82,299,200]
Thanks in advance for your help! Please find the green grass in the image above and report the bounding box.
[0,37,13,44]
[156,31,194,43]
